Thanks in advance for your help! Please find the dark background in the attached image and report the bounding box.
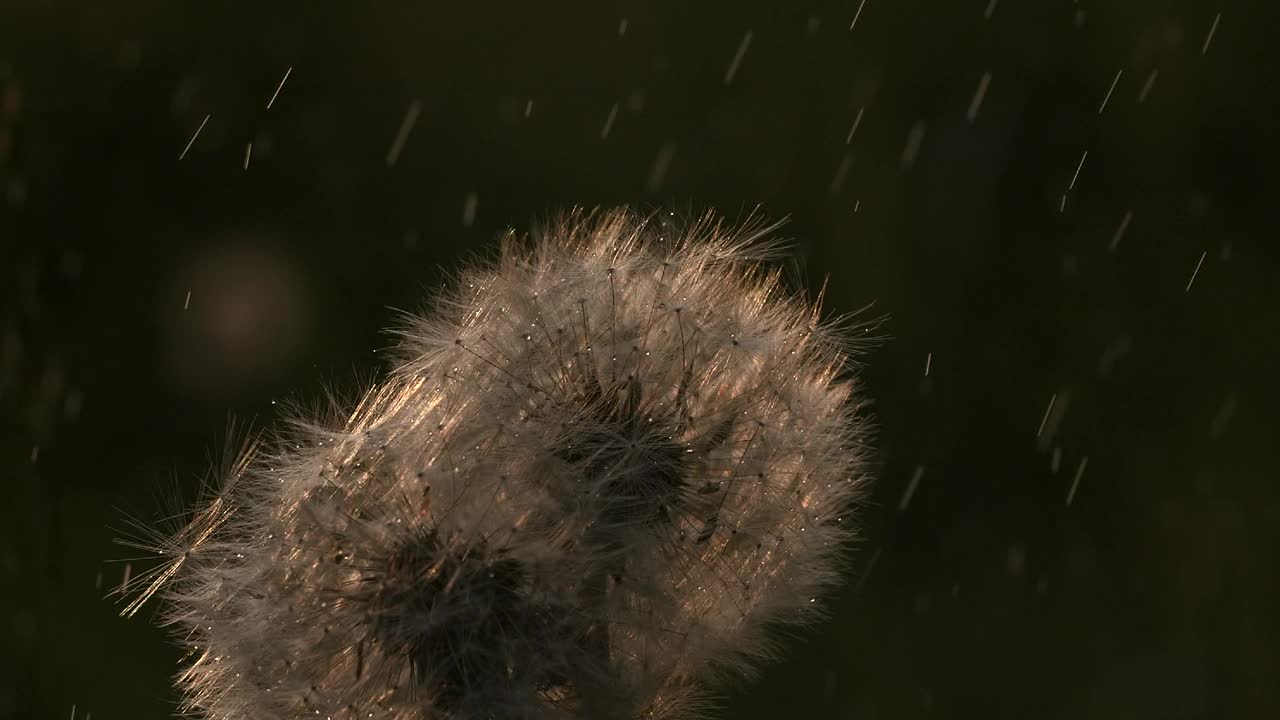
[1,1,1276,718]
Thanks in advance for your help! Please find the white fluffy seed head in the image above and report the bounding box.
[128,207,874,720]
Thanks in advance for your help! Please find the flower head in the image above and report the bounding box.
[127,207,873,720]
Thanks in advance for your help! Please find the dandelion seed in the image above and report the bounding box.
[122,208,874,720]
[243,142,252,170]
[524,98,534,118]
[184,290,191,310]
[923,352,932,377]
[983,0,998,20]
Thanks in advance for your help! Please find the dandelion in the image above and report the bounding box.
[121,207,874,720]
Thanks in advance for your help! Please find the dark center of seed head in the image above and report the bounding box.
[366,530,538,712]
[553,388,690,530]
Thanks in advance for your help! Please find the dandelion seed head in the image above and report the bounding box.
[136,207,873,720]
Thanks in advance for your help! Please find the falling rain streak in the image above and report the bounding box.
[853,548,882,597]
[1109,210,1133,252]
[849,0,867,30]
[600,103,619,139]
[1065,457,1089,506]
[1138,69,1159,103]
[646,141,677,193]
[385,100,422,168]
[1186,250,1207,292]
[1061,149,1087,211]
[1037,393,1057,438]
[724,31,753,85]
[845,107,865,144]
[1098,69,1122,114]
[1069,150,1088,191]
[898,465,925,512]
[266,67,291,109]
[1201,12,1221,55]
[461,193,479,228]
[901,122,925,169]
[967,72,992,123]
[829,154,853,195]
[179,113,210,160]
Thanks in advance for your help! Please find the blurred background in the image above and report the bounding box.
[1,0,1276,718]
